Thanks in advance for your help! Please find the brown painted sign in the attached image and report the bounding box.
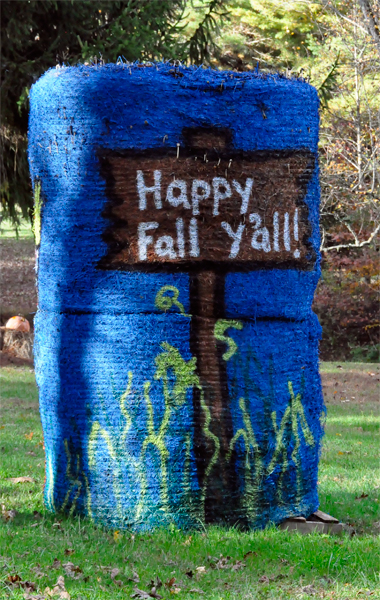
[98,140,316,520]
[99,148,315,271]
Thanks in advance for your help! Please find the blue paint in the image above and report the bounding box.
[29,63,324,530]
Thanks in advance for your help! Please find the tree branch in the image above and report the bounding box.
[322,223,380,252]
[357,0,380,58]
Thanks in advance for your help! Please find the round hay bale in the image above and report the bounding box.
[3,329,33,360]
[28,63,323,530]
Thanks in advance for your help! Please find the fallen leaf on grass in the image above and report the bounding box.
[163,578,180,594]
[355,493,369,500]
[258,575,270,584]
[243,550,258,559]
[63,549,74,556]
[50,559,61,570]
[149,577,162,590]
[8,476,35,484]
[62,562,83,579]
[131,587,161,599]
[189,589,204,595]
[231,560,245,571]
[7,574,22,584]
[183,536,192,546]
[31,565,47,579]
[301,584,317,595]
[185,569,193,578]
[25,432,34,440]
[44,575,70,599]
[53,575,66,589]
[110,567,120,580]
[214,557,230,569]
[7,574,36,592]
[24,594,47,600]
[195,566,206,574]
[128,571,140,583]
[99,565,114,573]
[1,504,17,521]
[208,555,246,571]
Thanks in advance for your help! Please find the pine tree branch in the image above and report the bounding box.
[187,0,229,64]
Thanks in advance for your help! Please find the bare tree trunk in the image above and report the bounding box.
[357,0,380,58]
[354,16,363,188]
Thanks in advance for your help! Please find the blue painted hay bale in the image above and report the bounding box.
[28,63,324,530]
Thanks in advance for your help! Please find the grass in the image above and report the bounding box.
[317,362,380,535]
[0,364,379,600]
[0,218,33,240]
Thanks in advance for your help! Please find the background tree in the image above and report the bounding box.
[2,0,378,360]
[212,0,379,360]
[0,0,228,224]
[306,0,379,360]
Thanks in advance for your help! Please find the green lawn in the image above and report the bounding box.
[0,218,33,240]
[0,364,379,600]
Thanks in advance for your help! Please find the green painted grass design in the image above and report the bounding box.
[85,341,218,526]
[58,289,318,527]
[60,439,84,516]
[33,180,42,246]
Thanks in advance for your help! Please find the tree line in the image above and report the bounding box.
[1,0,379,360]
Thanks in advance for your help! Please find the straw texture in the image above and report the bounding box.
[28,63,323,530]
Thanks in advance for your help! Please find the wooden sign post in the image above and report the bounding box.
[99,129,315,520]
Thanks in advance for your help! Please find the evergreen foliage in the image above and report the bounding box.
[1,0,228,224]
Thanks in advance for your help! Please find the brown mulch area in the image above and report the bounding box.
[0,350,34,368]
[1,238,379,385]
[321,365,380,409]
[2,347,379,407]
[0,238,37,322]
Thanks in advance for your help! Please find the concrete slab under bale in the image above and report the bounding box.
[279,511,355,535]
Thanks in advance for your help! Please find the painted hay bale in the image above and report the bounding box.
[28,63,324,530]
